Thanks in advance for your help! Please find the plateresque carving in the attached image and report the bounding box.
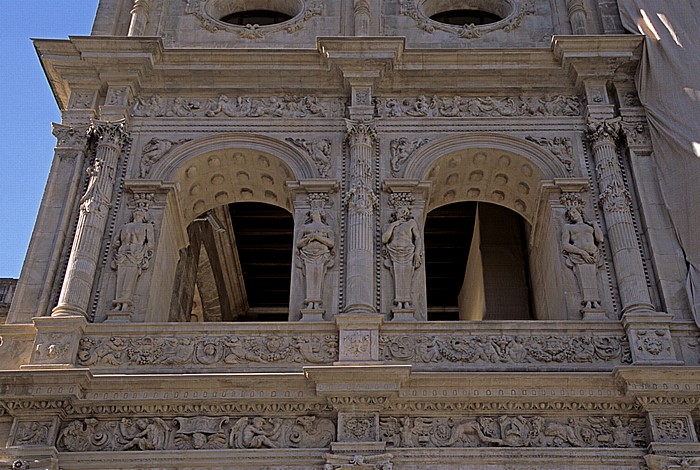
[131,95,344,119]
[560,193,604,310]
[379,415,647,448]
[139,138,192,177]
[296,194,335,311]
[380,333,631,367]
[375,95,581,118]
[57,415,335,451]
[525,136,575,174]
[111,194,155,313]
[382,194,423,311]
[287,137,333,177]
[77,334,338,367]
[389,138,429,176]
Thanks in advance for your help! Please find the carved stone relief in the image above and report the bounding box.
[629,329,676,362]
[77,334,338,367]
[389,138,429,176]
[130,95,345,119]
[379,415,647,448]
[646,455,700,470]
[380,333,631,367]
[375,95,581,118]
[139,138,192,177]
[287,137,333,177]
[560,192,604,311]
[340,415,377,442]
[32,332,73,364]
[325,452,393,470]
[11,421,53,446]
[525,136,575,175]
[110,194,155,313]
[382,194,422,311]
[653,416,692,442]
[398,0,536,38]
[185,0,322,38]
[296,193,335,311]
[57,415,335,451]
[105,86,129,107]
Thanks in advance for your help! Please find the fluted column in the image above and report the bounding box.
[52,120,129,318]
[586,118,654,314]
[128,0,151,36]
[353,0,371,36]
[343,120,378,314]
[566,0,588,34]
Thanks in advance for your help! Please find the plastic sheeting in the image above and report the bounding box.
[618,1,700,325]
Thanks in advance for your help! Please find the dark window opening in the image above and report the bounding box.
[221,9,293,26]
[229,202,293,321]
[429,9,502,26]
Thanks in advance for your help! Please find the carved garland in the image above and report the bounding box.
[399,0,536,38]
[185,0,323,39]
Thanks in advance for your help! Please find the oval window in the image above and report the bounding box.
[429,9,502,26]
[221,9,293,26]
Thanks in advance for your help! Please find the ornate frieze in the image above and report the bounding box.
[185,0,322,38]
[398,0,536,38]
[130,94,345,119]
[11,421,54,446]
[77,333,338,368]
[375,95,581,119]
[380,333,631,368]
[57,415,335,451]
[379,415,647,448]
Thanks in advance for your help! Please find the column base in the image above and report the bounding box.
[300,308,326,321]
[580,307,608,321]
[105,309,133,323]
[391,308,416,321]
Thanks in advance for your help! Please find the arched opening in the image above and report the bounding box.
[425,201,533,321]
[221,10,293,26]
[429,9,502,26]
[171,202,294,323]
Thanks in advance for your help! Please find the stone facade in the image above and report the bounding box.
[1,0,699,469]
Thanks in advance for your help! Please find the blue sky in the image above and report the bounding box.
[1,1,98,277]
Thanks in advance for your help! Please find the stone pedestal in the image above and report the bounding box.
[23,315,87,369]
[622,312,682,365]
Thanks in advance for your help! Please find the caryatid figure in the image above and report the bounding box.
[561,203,604,309]
[111,205,154,311]
[382,204,423,310]
[297,207,335,310]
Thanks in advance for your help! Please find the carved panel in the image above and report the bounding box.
[652,416,692,442]
[375,95,581,118]
[130,95,345,119]
[10,420,54,446]
[380,333,631,369]
[379,415,647,448]
[57,415,335,451]
[77,334,338,368]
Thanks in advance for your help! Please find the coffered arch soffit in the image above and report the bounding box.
[407,134,565,223]
[151,134,314,224]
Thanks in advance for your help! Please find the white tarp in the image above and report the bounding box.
[618,0,700,325]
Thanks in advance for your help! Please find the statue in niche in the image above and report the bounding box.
[111,201,155,312]
[297,204,335,311]
[382,201,423,310]
[561,200,604,310]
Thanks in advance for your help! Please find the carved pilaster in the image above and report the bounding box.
[566,0,588,34]
[128,0,151,36]
[52,120,129,319]
[586,117,654,315]
[343,120,378,315]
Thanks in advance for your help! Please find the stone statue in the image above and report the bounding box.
[111,206,154,312]
[297,208,335,310]
[561,205,603,309]
[383,204,423,310]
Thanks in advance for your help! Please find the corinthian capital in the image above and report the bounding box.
[52,123,89,149]
[345,119,378,147]
[90,119,129,148]
[586,117,622,144]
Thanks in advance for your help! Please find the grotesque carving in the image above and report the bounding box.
[382,194,422,311]
[525,136,575,174]
[296,194,335,312]
[287,138,333,177]
[389,138,429,176]
[560,193,604,310]
[111,195,155,313]
[139,138,191,177]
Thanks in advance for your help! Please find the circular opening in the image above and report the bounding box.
[206,0,303,27]
[420,0,513,25]
[221,9,293,26]
[429,9,502,26]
